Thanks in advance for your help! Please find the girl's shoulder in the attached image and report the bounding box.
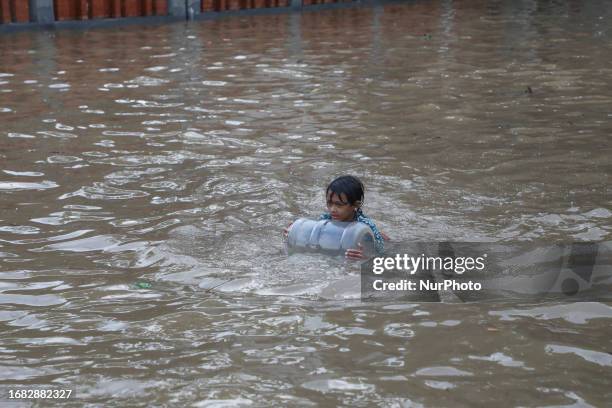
[356,211,377,226]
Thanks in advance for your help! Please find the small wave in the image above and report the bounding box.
[0,180,58,191]
[545,344,612,367]
[59,183,149,200]
[125,76,170,86]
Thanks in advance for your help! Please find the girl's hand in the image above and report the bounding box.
[283,222,293,238]
[381,231,391,241]
[345,243,367,260]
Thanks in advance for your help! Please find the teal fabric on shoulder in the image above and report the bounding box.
[319,209,385,254]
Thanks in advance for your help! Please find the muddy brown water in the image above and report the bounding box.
[1,1,611,406]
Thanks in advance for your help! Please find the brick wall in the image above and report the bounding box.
[1,0,358,24]
[0,0,30,23]
[53,0,168,21]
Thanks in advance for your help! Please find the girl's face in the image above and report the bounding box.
[326,192,359,222]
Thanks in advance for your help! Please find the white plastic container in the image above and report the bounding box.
[286,218,376,256]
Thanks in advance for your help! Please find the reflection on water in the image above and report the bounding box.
[1,0,611,405]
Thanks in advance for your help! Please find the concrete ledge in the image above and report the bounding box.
[193,6,293,21]
[192,0,375,21]
[0,15,187,33]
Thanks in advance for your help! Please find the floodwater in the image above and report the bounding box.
[1,0,611,406]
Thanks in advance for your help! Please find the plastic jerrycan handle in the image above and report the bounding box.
[339,222,355,250]
[308,219,326,249]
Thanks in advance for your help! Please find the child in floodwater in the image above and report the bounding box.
[284,175,389,260]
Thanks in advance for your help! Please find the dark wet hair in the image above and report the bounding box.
[326,175,364,206]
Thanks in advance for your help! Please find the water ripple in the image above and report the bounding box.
[0,180,58,191]
[60,183,150,200]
